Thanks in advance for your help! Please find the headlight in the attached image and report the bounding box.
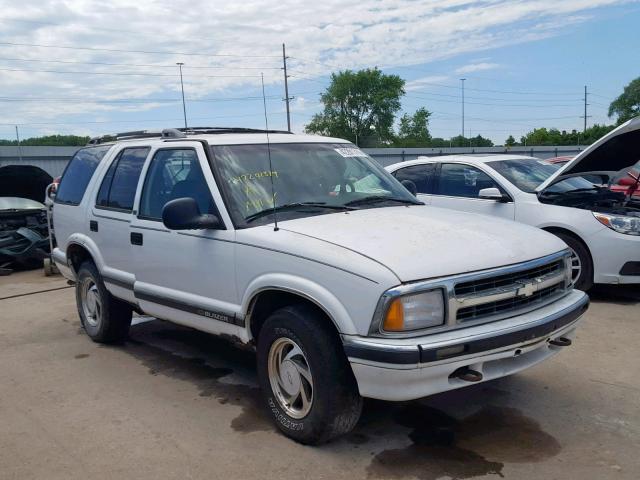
[593,212,640,236]
[382,289,445,332]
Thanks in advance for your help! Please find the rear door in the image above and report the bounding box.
[89,146,150,303]
[430,162,516,219]
[129,142,240,336]
[391,162,437,204]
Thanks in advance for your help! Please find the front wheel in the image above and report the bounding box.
[256,304,362,444]
[555,232,593,291]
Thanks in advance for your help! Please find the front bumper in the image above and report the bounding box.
[588,227,640,284]
[342,289,588,401]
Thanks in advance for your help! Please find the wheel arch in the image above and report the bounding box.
[243,280,355,342]
[65,234,105,275]
[541,226,594,282]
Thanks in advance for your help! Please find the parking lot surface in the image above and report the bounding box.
[1,270,639,480]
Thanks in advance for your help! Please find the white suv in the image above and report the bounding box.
[52,127,589,444]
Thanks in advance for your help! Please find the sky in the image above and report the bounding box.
[1,0,639,145]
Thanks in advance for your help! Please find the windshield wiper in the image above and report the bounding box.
[344,195,422,207]
[245,202,355,223]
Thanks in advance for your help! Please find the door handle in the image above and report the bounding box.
[130,232,143,246]
[90,220,98,232]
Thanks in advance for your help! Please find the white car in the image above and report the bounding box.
[52,127,587,444]
[386,117,640,290]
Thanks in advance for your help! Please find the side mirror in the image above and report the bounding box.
[478,187,510,202]
[401,179,418,196]
[162,197,221,230]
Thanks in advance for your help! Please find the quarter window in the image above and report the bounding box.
[139,149,215,220]
[393,164,436,194]
[437,163,502,198]
[55,146,111,205]
[96,147,149,211]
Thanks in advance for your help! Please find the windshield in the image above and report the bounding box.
[488,158,600,193]
[487,159,560,192]
[211,143,420,226]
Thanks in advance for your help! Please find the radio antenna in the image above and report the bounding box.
[261,72,278,231]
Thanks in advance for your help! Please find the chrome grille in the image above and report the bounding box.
[452,257,568,325]
[457,283,564,322]
[455,260,564,296]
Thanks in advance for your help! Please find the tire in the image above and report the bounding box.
[75,260,132,343]
[554,232,593,291]
[256,304,363,444]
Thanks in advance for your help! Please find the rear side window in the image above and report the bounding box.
[96,147,149,211]
[393,163,436,194]
[55,146,111,205]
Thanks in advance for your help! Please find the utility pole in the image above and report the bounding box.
[581,85,591,133]
[176,62,187,129]
[15,125,23,161]
[460,78,466,138]
[282,43,293,132]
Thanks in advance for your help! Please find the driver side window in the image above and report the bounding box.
[437,163,502,198]
[139,149,215,220]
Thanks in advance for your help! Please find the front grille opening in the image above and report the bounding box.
[457,283,564,322]
[454,260,563,296]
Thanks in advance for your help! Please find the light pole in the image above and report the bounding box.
[460,78,466,138]
[177,62,187,129]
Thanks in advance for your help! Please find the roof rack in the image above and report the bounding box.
[178,127,292,135]
[86,126,292,145]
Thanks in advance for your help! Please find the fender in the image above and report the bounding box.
[241,273,357,336]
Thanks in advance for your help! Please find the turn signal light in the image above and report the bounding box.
[383,298,404,331]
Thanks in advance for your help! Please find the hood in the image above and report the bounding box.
[0,165,53,203]
[278,206,566,282]
[536,116,640,192]
[0,197,46,212]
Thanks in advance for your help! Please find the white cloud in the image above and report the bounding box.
[0,0,633,135]
[455,62,500,74]
[405,75,450,91]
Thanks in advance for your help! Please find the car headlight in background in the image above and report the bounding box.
[382,289,445,332]
[593,212,640,236]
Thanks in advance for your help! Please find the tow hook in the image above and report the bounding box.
[549,337,572,347]
[450,367,483,383]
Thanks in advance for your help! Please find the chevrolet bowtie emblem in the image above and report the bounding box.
[516,278,543,297]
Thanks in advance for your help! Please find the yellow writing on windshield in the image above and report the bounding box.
[229,170,278,185]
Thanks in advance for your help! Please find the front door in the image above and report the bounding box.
[129,143,241,337]
[430,163,516,220]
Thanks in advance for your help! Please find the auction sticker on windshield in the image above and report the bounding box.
[334,147,368,158]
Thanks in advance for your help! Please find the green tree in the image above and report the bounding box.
[505,135,517,147]
[0,134,90,146]
[394,107,432,147]
[609,77,640,124]
[517,124,615,146]
[305,68,405,146]
[446,135,493,147]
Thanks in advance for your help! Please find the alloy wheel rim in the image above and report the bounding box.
[267,337,313,419]
[81,278,102,328]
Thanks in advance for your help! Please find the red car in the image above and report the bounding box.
[545,156,640,198]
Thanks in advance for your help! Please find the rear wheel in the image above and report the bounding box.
[256,304,362,444]
[75,261,132,343]
[554,232,593,291]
